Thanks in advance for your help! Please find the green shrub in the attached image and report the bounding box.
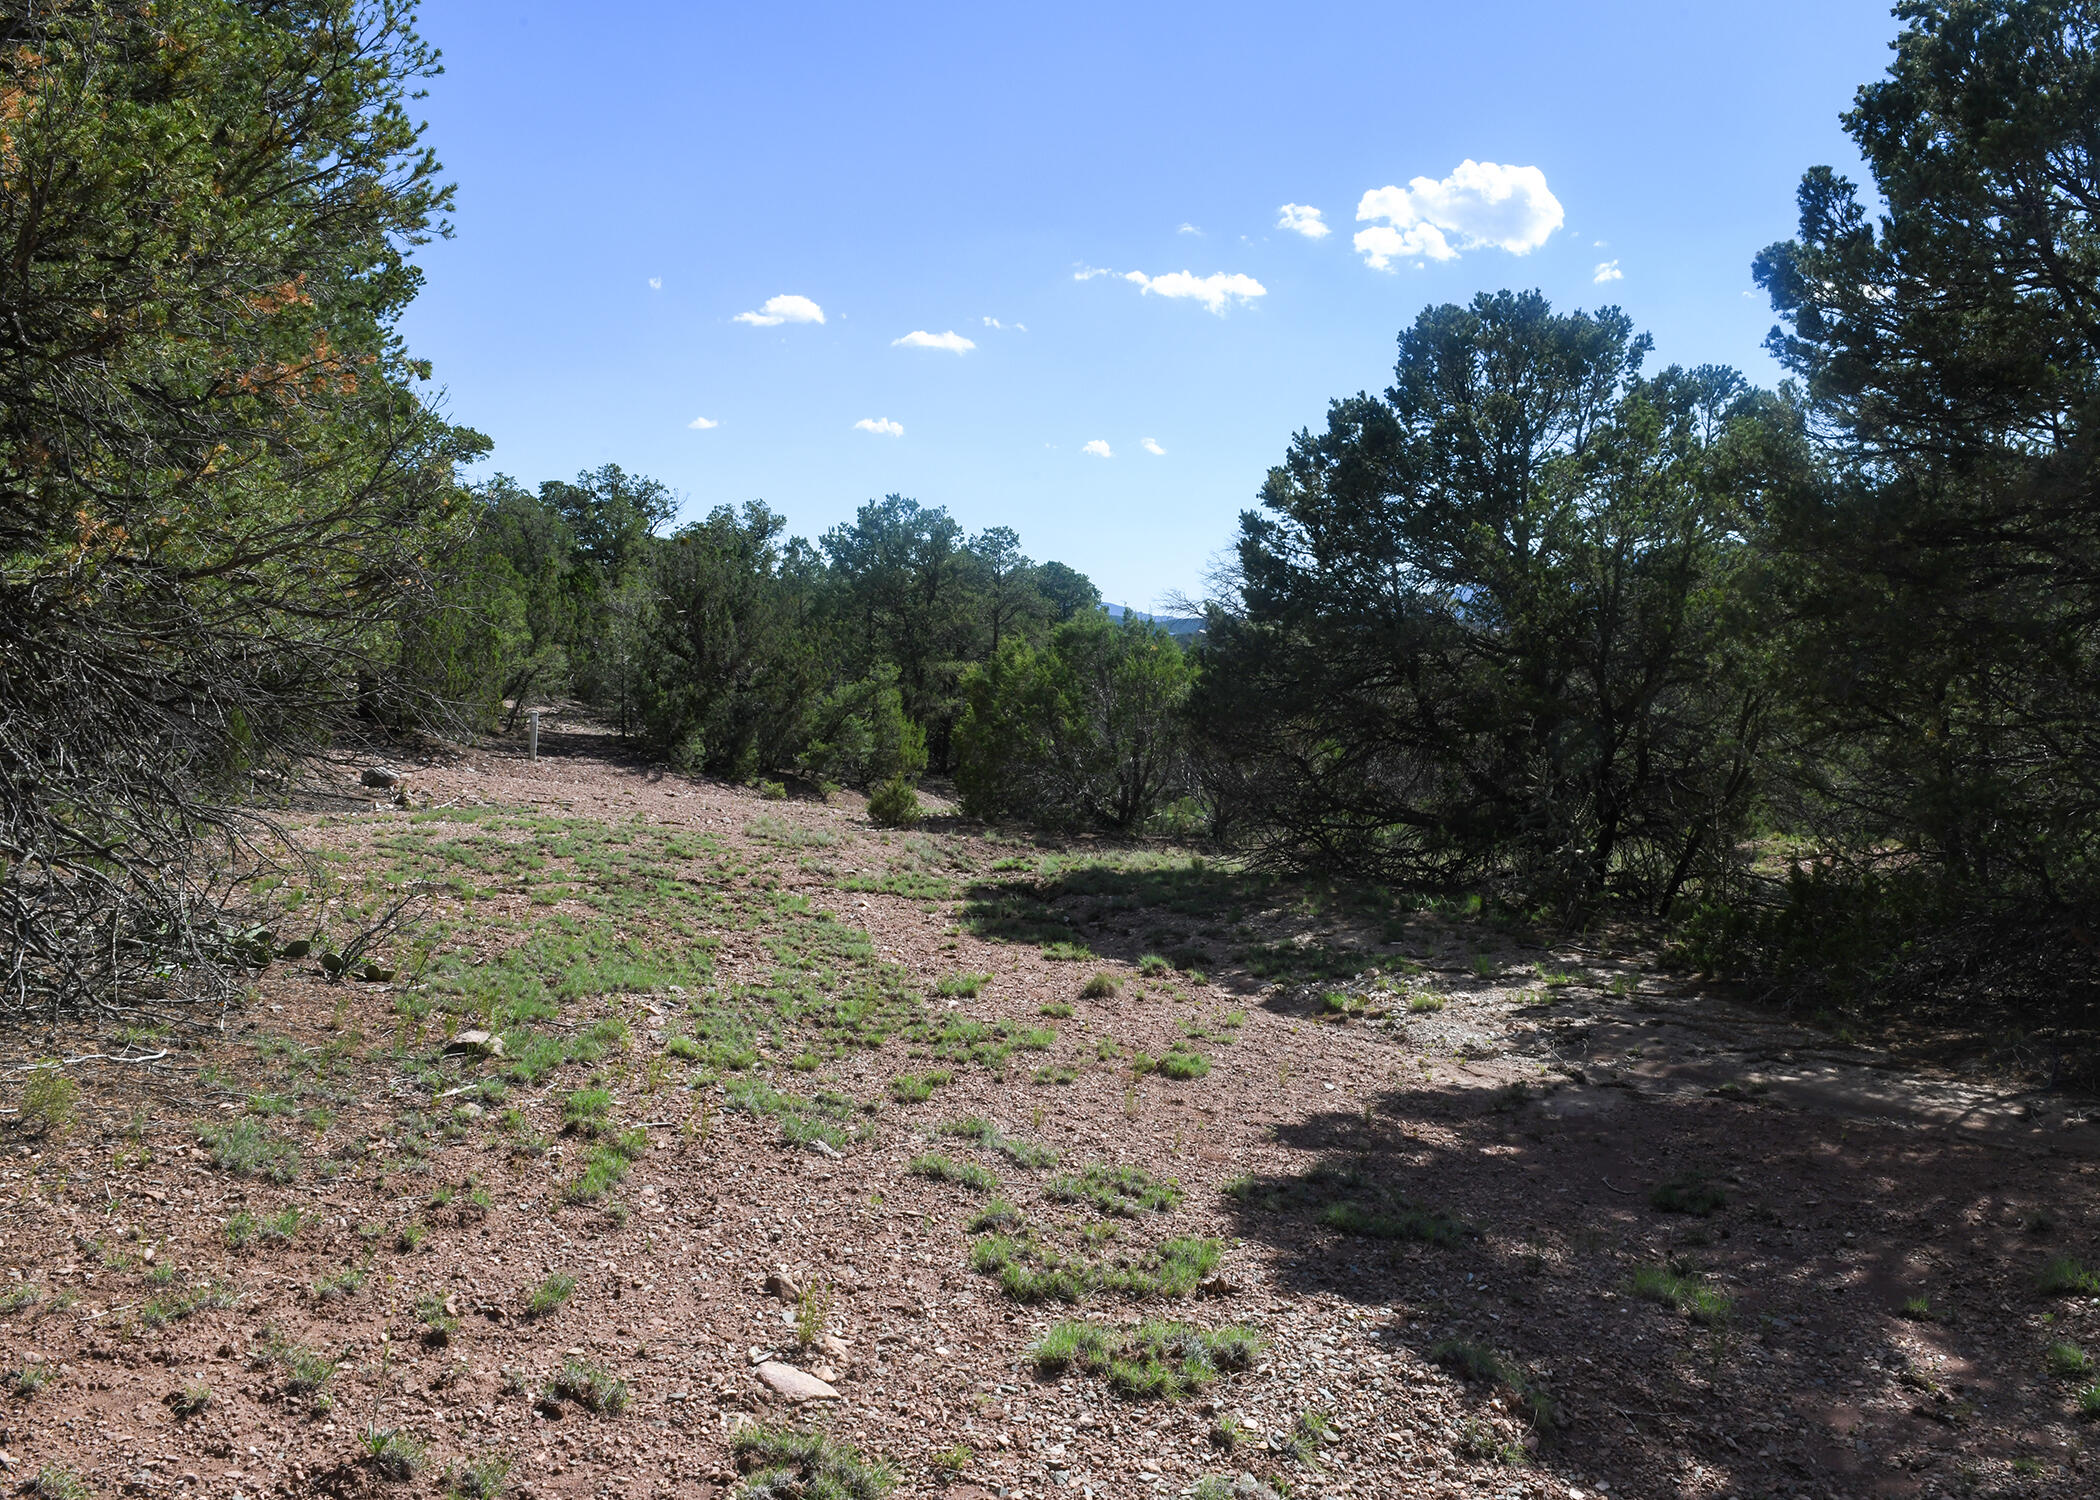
[17,1063,77,1137]
[866,775,921,828]
[2040,1257,2100,1296]
[1080,972,1119,999]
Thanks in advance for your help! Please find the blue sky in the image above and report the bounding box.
[398,0,1901,610]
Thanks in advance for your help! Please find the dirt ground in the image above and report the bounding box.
[3,723,2097,1500]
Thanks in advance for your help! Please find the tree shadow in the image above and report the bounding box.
[1217,1073,2082,1496]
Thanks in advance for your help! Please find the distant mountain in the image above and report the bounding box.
[1103,602,1204,639]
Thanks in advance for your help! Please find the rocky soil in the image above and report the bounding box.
[2,722,2097,1500]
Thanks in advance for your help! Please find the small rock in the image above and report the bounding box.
[819,1333,850,1362]
[360,767,401,788]
[1232,1475,1279,1500]
[445,1030,504,1059]
[1198,1274,1242,1297]
[764,1271,802,1302]
[457,1102,485,1121]
[755,1360,838,1401]
[813,1364,840,1384]
[808,1138,843,1160]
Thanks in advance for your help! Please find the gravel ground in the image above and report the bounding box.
[2,724,2097,1500]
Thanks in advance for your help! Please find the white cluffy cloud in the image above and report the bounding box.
[1082,440,1113,458]
[1076,265,1266,314]
[687,416,718,430]
[1141,438,1166,456]
[892,329,976,353]
[1277,203,1330,239]
[854,417,903,437]
[648,277,663,290]
[1593,259,1623,284]
[1353,161,1564,269]
[734,294,826,327]
[1177,222,1203,236]
[1122,269,1266,314]
[982,316,1028,331]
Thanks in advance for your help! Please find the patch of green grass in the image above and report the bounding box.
[8,1362,51,1396]
[1137,954,1173,978]
[907,1153,998,1194]
[1631,1264,1734,1326]
[29,1466,90,1500]
[362,1424,426,1481]
[1429,1339,1556,1431]
[199,1119,300,1182]
[1006,1024,1056,1050]
[560,1086,613,1134]
[730,1426,896,1498]
[1040,1001,1074,1018]
[260,1331,337,1395]
[1649,1172,1728,1217]
[967,1198,1025,1232]
[544,1357,629,1415]
[526,1273,577,1318]
[169,1381,212,1417]
[0,1283,44,1315]
[1080,972,1119,999]
[1155,1048,1211,1081]
[1033,1063,1079,1086]
[258,1206,305,1245]
[1407,992,1446,1013]
[888,1070,953,1104]
[2046,1342,2091,1379]
[1320,1199,1469,1246]
[416,1291,460,1345]
[2079,1382,2100,1421]
[935,972,990,998]
[2040,1256,2100,1296]
[446,1455,513,1500]
[1898,1294,1936,1322]
[1047,1162,1183,1217]
[1043,942,1095,962]
[1030,1319,1261,1399]
[309,1264,367,1303]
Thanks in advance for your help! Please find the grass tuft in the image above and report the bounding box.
[731,1425,896,1497]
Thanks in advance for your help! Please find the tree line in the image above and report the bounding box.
[8,0,2099,1030]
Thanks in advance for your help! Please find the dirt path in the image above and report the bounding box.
[2,731,2096,1500]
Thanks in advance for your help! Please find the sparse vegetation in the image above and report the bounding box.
[362,1425,427,1482]
[545,1357,629,1415]
[1030,1319,1261,1398]
[1632,1263,1734,1325]
[908,1152,999,1193]
[731,1425,896,1497]
[526,1273,577,1318]
[1046,1162,1182,1216]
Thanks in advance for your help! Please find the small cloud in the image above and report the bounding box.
[982,317,1028,333]
[648,277,663,290]
[1353,160,1564,270]
[1073,265,1113,281]
[892,329,976,353]
[1141,438,1165,456]
[1593,259,1623,284]
[1116,269,1267,314]
[1082,439,1113,458]
[1276,203,1330,239]
[687,416,718,430]
[734,294,826,327]
[1178,222,1203,236]
[983,316,1002,328]
[1594,239,1608,248]
[854,417,904,436]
